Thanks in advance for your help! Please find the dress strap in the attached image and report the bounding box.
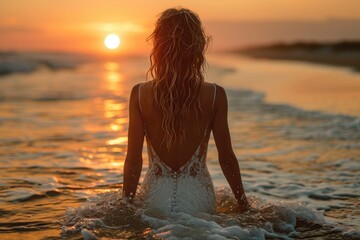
[211,83,217,112]
[202,83,217,137]
[138,83,143,115]
[138,83,147,135]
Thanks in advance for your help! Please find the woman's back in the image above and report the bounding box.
[137,81,217,216]
[139,80,217,171]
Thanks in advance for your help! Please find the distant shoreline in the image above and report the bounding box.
[233,40,360,72]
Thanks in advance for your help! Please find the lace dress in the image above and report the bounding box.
[138,83,217,217]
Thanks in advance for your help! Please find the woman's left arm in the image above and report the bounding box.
[123,84,145,201]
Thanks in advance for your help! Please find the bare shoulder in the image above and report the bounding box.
[140,80,154,89]
[130,83,141,99]
[200,82,219,96]
[212,83,227,108]
[131,81,155,97]
[129,83,144,111]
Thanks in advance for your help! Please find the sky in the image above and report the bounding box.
[1,0,360,55]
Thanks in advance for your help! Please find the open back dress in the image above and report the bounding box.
[138,83,217,217]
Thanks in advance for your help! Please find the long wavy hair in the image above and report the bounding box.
[147,7,211,152]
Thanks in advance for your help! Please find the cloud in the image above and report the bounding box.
[0,26,43,33]
[0,17,43,33]
[86,22,146,33]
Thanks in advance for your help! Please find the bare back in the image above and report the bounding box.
[139,81,216,171]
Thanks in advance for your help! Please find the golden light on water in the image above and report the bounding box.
[102,61,128,149]
[104,34,121,49]
[104,62,119,71]
[107,137,128,145]
[104,62,124,92]
[110,123,120,131]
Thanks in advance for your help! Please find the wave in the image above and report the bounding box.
[0,220,53,233]
[60,187,358,240]
[226,88,360,141]
[4,188,61,203]
[0,52,81,76]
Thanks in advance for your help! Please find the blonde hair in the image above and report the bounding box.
[147,7,211,152]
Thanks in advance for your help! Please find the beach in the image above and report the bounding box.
[235,41,360,72]
[208,53,360,117]
[0,52,359,239]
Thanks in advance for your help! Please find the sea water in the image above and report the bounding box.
[0,52,359,239]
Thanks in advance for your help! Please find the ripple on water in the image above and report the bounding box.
[3,188,62,203]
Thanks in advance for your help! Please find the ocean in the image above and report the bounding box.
[0,52,359,239]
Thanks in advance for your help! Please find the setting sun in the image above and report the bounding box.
[104,34,121,49]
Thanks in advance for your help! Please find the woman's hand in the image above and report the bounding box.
[236,195,251,213]
[125,196,134,205]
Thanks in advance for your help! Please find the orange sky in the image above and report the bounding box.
[1,0,360,55]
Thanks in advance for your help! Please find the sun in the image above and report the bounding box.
[104,34,120,49]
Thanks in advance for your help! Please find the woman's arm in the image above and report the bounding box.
[123,84,145,202]
[212,86,250,212]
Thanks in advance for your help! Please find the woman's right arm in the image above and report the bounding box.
[212,86,250,212]
[123,84,145,202]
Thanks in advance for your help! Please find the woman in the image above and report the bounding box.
[123,7,250,216]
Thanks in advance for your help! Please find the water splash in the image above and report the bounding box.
[60,187,337,240]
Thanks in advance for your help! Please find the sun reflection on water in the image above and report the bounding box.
[104,62,119,71]
[104,100,127,118]
[102,61,129,168]
[104,62,124,94]
[109,123,120,131]
[107,136,127,146]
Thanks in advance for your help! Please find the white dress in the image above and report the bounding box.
[138,83,217,217]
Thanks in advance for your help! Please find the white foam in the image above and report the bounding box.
[60,189,342,239]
